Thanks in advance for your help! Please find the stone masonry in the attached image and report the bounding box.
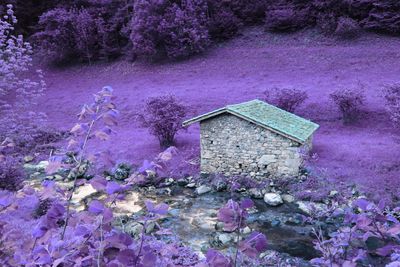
[200,114,311,179]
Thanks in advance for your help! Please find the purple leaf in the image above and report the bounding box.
[141,251,157,267]
[46,203,65,222]
[145,200,169,215]
[376,245,395,257]
[32,225,48,238]
[103,207,114,223]
[356,214,372,229]
[88,200,104,215]
[0,192,12,207]
[378,199,385,210]
[240,198,254,209]
[117,249,137,265]
[139,160,154,174]
[206,249,233,267]
[239,231,267,258]
[106,181,122,195]
[353,198,370,211]
[75,225,91,236]
[46,155,64,174]
[217,199,246,232]
[94,130,110,141]
[388,224,400,235]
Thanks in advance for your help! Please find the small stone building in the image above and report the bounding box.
[183,100,319,178]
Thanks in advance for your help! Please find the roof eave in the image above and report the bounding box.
[182,107,227,127]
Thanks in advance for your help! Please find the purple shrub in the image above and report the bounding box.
[1,0,59,36]
[0,157,24,192]
[139,95,187,148]
[383,83,400,126]
[263,87,308,113]
[33,8,76,62]
[34,2,129,63]
[229,0,268,24]
[0,4,47,155]
[129,0,209,60]
[312,0,346,34]
[72,8,98,64]
[362,0,400,34]
[335,16,361,39]
[207,2,241,40]
[265,1,313,32]
[330,88,366,124]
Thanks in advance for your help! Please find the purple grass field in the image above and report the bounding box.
[40,28,400,199]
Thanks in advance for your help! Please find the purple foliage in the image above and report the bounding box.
[206,249,234,267]
[312,199,400,266]
[383,83,400,126]
[207,1,241,40]
[228,0,268,24]
[330,88,366,124]
[139,95,187,148]
[212,198,267,266]
[265,1,313,32]
[362,0,400,34]
[34,1,129,63]
[335,16,361,39]
[263,87,308,113]
[238,231,267,258]
[0,157,24,192]
[153,146,199,178]
[0,4,47,153]
[217,199,250,232]
[130,0,209,60]
[0,88,205,266]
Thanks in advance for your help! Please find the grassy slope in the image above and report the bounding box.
[39,27,400,199]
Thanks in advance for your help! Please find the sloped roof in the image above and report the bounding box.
[183,99,319,144]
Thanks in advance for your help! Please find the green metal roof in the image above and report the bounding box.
[183,99,319,144]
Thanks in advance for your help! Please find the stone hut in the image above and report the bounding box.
[183,100,319,178]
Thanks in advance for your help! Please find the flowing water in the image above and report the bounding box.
[118,186,319,260]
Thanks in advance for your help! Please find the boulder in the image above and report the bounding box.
[215,222,224,231]
[196,185,212,195]
[164,178,175,186]
[264,193,283,206]
[242,226,251,235]
[186,182,196,188]
[217,233,233,245]
[282,194,295,203]
[249,188,264,199]
[24,155,34,163]
[296,201,328,215]
[124,222,143,238]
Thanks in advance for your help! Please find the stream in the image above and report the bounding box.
[113,186,319,261]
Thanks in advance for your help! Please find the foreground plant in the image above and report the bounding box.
[207,198,267,267]
[0,87,202,266]
[311,199,400,266]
